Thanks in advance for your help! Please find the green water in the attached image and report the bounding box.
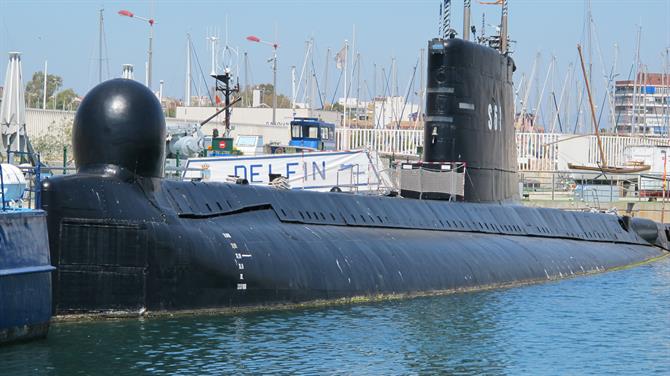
[2,257,670,375]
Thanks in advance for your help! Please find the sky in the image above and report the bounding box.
[1,0,670,128]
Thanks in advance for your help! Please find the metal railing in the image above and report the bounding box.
[1,151,42,210]
[518,169,669,206]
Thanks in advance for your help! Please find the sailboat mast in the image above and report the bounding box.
[608,44,619,133]
[243,51,248,107]
[185,35,191,107]
[373,63,377,128]
[323,48,330,108]
[578,44,607,167]
[99,9,104,83]
[356,52,361,124]
[632,26,641,135]
[291,65,296,110]
[344,40,348,129]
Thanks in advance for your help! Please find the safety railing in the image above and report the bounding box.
[1,151,42,210]
[518,169,670,206]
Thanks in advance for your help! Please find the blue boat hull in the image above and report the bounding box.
[0,210,54,344]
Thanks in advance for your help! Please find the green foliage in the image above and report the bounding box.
[31,119,73,165]
[25,71,63,108]
[330,102,344,112]
[55,89,79,111]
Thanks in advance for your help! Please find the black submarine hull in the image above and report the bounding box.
[40,38,669,315]
[42,174,666,313]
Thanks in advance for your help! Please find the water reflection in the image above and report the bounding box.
[2,258,670,375]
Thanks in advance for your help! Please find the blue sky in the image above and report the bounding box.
[1,0,669,118]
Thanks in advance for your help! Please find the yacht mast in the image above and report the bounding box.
[185,34,191,106]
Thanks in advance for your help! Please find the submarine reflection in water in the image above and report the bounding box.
[41,38,668,315]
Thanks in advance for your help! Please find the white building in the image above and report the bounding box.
[372,96,420,128]
[614,73,670,135]
[175,106,340,145]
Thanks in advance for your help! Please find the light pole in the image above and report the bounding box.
[118,9,155,89]
[247,35,278,125]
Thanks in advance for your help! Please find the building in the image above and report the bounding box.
[175,106,340,145]
[614,72,670,135]
[371,96,420,129]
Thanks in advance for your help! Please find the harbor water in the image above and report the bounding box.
[2,257,669,375]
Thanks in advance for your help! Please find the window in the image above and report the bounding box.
[321,127,330,140]
[307,126,319,139]
[236,136,258,147]
[292,125,302,138]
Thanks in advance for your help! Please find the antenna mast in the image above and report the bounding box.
[500,0,508,53]
[442,0,452,38]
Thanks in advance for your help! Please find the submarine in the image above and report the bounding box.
[41,4,669,315]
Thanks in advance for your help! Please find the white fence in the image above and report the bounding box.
[25,109,75,137]
[336,128,424,156]
[515,133,561,171]
[336,128,670,172]
[590,135,670,166]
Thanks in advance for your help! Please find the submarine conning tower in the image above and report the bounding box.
[72,78,166,178]
[423,37,517,202]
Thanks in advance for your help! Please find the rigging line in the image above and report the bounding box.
[363,80,372,103]
[573,85,585,134]
[296,40,313,105]
[375,67,393,128]
[397,57,419,129]
[329,68,343,107]
[103,23,111,80]
[189,46,201,100]
[190,70,200,99]
[310,56,325,109]
[551,92,563,133]
[346,55,359,102]
[246,55,255,95]
[596,90,607,130]
[191,45,215,106]
[591,17,616,131]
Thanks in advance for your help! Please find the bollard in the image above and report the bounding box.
[63,146,67,175]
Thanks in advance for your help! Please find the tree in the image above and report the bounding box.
[330,102,344,112]
[55,89,79,111]
[25,71,63,108]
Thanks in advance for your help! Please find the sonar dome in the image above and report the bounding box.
[72,78,166,177]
